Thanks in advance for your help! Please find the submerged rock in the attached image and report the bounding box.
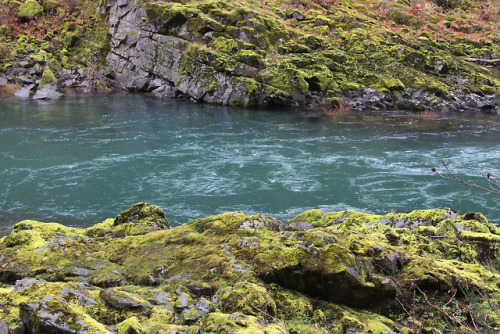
[1,206,499,332]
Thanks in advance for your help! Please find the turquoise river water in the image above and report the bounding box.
[0,92,499,235]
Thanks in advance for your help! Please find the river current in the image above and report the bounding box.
[0,92,499,235]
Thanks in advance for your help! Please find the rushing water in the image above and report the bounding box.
[0,92,499,235]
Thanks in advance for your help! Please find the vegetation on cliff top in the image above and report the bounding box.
[1,202,500,332]
[168,0,499,94]
[0,0,498,105]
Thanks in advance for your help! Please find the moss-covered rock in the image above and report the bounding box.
[39,67,57,87]
[17,0,43,19]
[1,205,500,332]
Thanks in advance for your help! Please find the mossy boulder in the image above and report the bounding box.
[113,202,170,228]
[39,68,57,87]
[1,205,500,332]
[17,0,43,19]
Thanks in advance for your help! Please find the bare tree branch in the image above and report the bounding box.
[432,159,500,195]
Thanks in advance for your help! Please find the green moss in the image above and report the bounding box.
[219,282,276,317]
[229,96,245,107]
[17,0,43,18]
[260,64,309,94]
[208,36,240,54]
[39,68,57,86]
[234,49,264,67]
[201,312,286,333]
[1,188,500,332]
[412,76,449,96]
[116,316,144,334]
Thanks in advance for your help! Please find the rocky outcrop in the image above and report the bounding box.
[1,205,500,333]
[106,0,290,107]
[103,0,500,112]
[1,0,498,111]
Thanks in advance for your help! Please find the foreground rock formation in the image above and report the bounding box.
[1,203,499,333]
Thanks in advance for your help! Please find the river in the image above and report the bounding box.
[0,92,499,235]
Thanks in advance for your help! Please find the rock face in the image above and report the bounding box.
[103,0,500,111]
[1,206,500,333]
[106,0,279,107]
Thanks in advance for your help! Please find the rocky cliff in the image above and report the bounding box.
[1,203,500,333]
[0,0,499,111]
[104,0,500,111]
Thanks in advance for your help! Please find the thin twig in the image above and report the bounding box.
[433,159,500,195]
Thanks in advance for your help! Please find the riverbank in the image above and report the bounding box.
[0,0,499,112]
[1,202,499,333]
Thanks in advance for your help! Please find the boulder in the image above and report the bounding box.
[14,87,30,99]
[113,202,170,228]
[20,296,105,333]
[32,88,63,100]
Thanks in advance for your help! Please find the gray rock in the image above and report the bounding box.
[0,321,8,334]
[375,254,398,274]
[59,285,97,307]
[195,299,211,317]
[14,88,30,99]
[33,63,42,75]
[100,289,152,312]
[238,216,284,232]
[64,79,75,87]
[175,293,190,310]
[0,76,7,86]
[292,11,305,21]
[181,307,201,323]
[153,291,170,304]
[287,221,313,230]
[20,296,96,334]
[33,88,63,100]
[13,279,46,292]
